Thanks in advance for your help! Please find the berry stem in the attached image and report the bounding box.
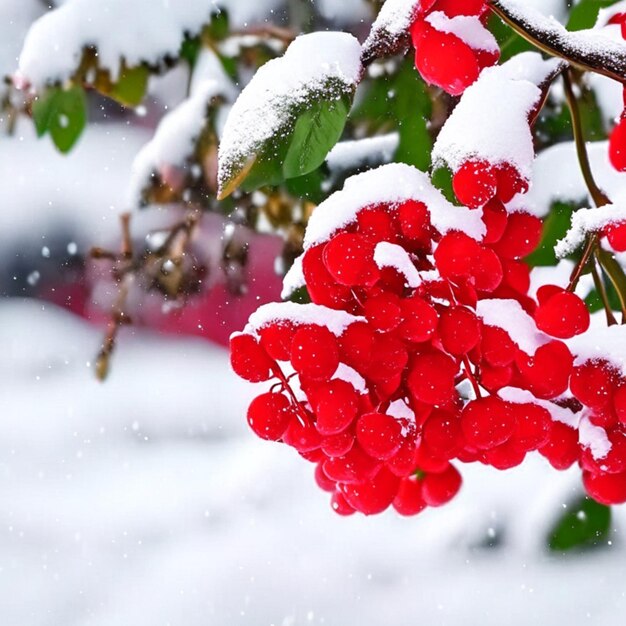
[270,362,309,425]
[596,248,626,322]
[590,256,618,326]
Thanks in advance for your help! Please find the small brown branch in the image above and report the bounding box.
[590,256,618,326]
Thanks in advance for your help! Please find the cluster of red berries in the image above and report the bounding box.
[229,158,626,515]
[606,12,626,174]
[410,0,499,96]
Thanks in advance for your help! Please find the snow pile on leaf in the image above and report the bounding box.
[17,0,214,89]
[217,31,362,198]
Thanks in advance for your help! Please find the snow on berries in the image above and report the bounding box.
[229,160,626,516]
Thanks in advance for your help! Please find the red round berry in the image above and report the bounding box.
[312,379,359,435]
[291,325,339,381]
[570,361,615,409]
[323,232,378,287]
[606,221,626,252]
[230,333,273,382]
[393,477,427,516]
[492,212,542,259]
[341,467,400,515]
[438,306,481,355]
[422,409,464,459]
[407,351,458,406]
[421,464,462,506]
[398,200,431,246]
[356,412,403,460]
[283,412,322,452]
[609,116,626,172]
[534,289,590,339]
[461,396,515,450]
[538,421,579,470]
[398,296,439,343]
[510,402,552,451]
[452,160,497,208]
[247,392,294,441]
[583,470,626,505]
[331,490,356,516]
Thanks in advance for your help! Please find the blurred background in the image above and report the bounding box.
[1,1,626,624]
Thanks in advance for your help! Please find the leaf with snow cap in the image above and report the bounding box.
[217,32,363,199]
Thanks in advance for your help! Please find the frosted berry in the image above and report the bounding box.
[570,361,615,409]
[291,325,339,381]
[461,396,515,450]
[356,412,403,460]
[452,160,497,208]
[323,232,378,287]
[230,333,273,382]
[407,351,458,405]
[312,379,359,435]
[247,392,294,441]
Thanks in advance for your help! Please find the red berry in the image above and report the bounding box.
[609,117,626,172]
[364,292,403,332]
[312,379,359,435]
[393,477,427,516]
[481,325,515,367]
[538,421,579,470]
[398,200,431,246]
[315,463,336,492]
[583,470,626,505]
[570,361,615,409]
[230,333,273,382]
[482,438,526,470]
[283,413,322,452]
[323,232,379,287]
[606,221,626,252]
[291,325,339,381]
[494,163,528,203]
[322,446,382,484]
[422,464,462,506]
[614,385,626,425]
[331,490,356,516]
[452,160,497,208]
[247,392,294,441]
[481,198,508,244]
[461,396,515,450]
[516,341,573,399]
[407,351,458,406]
[321,429,356,457]
[422,410,464,459]
[510,402,552,451]
[258,323,295,362]
[438,306,481,355]
[342,467,400,515]
[534,289,590,339]
[356,412,403,460]
[434,231,482,280]
[366,335,408,382]
[339,322,375,371]
[492,212,542,259]
[471,246,504,292]
[357,206,397,243]
[479,362,513,391]
[398,296,439,343]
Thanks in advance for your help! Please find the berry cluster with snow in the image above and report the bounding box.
[228,0,626,517]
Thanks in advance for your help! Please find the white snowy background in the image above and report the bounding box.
[1,1,626,625]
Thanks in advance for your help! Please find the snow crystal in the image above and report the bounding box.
[303,163,486,249]
[245,302,364,337]
[361,0,420,62]
[432,53,563,178]
[217,32,362,195]
[567,323,626,376]
[498,387,580,429]
[18,0,215,89]
[555,205,626,258]
[374,242,421,288]
[425,12,498,53]
[476,299,550,356]
[579,416,612,460]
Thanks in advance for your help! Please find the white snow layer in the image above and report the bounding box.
[18,0,217,89]
[4,300,626,626]
[425,12,498,53]
[568,323,626,376]
[362,0,420,57]
[579,416,612,461]
[556,205,626,258]
[374,242,422,288]
[432,53,563,178]
[245,302,365,337]
[498,387,580,429]
[476,299,550,356]
[303,163,486,249]
[217,32,362,194]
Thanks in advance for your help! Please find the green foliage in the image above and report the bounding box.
[109,65,149,106]
[283,95,351,179]
[430,166,457,204]
[527,202,577,267]
[567,0,622,31]
[32,85,87,153]
[548,495,611,552]
[352,58,432,171]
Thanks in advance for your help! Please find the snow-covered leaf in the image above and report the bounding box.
[217,32,362,199]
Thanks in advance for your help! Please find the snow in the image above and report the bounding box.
[555,205,626,258]
[579,416,612,461]
[511,141,626,218]
[362,0,419,56]
[303,163,486,249]
[432,53,563,178]
[245,302,365,337]
[4,299,626,625]
[425,12,498,53]
[128,75,234,206]
[476,299,550,356]
[281,254,306,299]
[567,323,626,376]
[325,133,399,173]
[217,32,362,196]
[498,387,580,429]
[332,364,368,394]
[18,0,216,89]
[374,242,422,288]
[495,0,626,81]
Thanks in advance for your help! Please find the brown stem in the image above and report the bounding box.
[590,256,618,326]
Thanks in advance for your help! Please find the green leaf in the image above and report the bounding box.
[32,86,87,153]
[109,65,149,106]
[567,0,622,31]
[283,95,350,179]
[526,202,576,267]
[548,496,611,552]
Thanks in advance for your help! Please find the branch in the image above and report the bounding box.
[490,0,626,83]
